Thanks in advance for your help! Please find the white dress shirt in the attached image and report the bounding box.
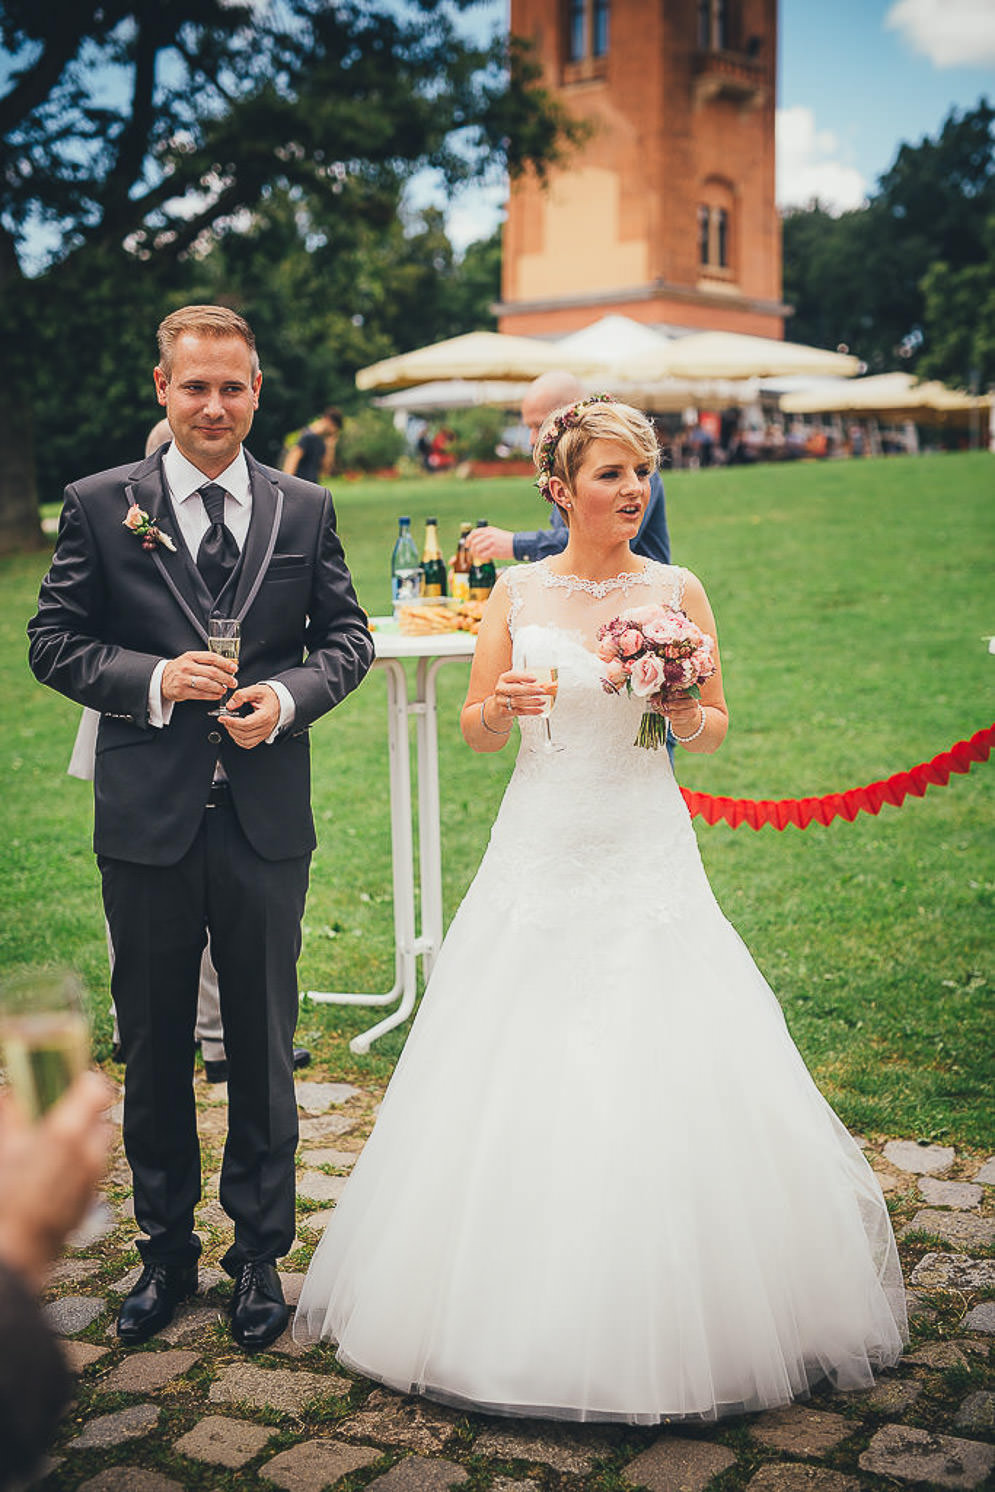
[148,443,294,736]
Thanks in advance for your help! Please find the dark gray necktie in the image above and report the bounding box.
[196,484,239,598]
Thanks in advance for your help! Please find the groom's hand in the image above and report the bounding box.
[220,683,281,749]
[161,650,236,702]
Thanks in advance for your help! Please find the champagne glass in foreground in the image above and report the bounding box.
[0,968,114,1246]
[0,968,91,1121]
[207,617,240,717]
[523,656,563,753]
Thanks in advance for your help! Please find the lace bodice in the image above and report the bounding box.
[481,559,704,927]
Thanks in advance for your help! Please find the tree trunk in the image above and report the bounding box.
[0,378,45,554]
[0,230,44,554]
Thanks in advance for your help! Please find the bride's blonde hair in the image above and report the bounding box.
[534,397,660,502]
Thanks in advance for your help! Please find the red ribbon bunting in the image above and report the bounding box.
[680,724,995,830]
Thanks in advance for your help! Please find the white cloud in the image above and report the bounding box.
[885,0,995,67]
[776,106,868,214]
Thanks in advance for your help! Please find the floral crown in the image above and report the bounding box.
[534,392,616,500]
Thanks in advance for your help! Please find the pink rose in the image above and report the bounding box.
[618,628,643,658]
[642,614,679,645]
[621,604,657,625]
[629,653,667,697]
[596,634,619,662]
[123,504,147,532]
[602,657,628,688]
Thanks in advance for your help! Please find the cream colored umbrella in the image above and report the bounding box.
[356,331,566,391]
[635,331,862,381]
[372,380,531,413]
[780,372,991,421]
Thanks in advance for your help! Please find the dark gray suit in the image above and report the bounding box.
[28,447,373,1272]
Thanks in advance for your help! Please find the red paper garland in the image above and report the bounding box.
[680,724,995,831]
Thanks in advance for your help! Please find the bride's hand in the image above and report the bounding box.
[494,669,550,718]
[663,692,705,736]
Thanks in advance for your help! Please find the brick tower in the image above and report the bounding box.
[497,0,788,339]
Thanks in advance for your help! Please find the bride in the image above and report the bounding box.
[295,397,906,1422]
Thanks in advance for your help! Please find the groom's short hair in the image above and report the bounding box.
[156,305,260,380]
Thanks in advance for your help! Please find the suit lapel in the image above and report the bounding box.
[123,453,211,643]
[231,454,284,624]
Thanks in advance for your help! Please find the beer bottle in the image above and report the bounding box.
[391,516,422,603]
[468,519,497,601]
[451,522,472,602]
[420,517,448,597]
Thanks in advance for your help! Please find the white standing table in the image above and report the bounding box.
[306,623,477,1053]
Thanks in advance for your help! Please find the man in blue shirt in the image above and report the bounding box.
[466,371,671,567]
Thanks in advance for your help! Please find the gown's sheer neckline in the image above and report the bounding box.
[537,558,656,599]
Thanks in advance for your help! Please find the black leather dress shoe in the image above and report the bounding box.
[230,1261,288,1351]
[292,1046,311,1070]
[117,1262,198,1345]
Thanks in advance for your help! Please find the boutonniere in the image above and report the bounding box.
[123,503,176,552]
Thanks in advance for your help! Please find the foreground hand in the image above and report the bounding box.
[220,683,281,749]
[161,650,237,703]
[466,525,515,562]
[0,1071,114,1291]
[494,669,552,718]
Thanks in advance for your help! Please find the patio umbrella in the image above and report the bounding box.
[356,331,566,391]
[372,380,531,413]
[636,331,862,381]
[780,372,991,421]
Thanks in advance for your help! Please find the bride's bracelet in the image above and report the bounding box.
[480,698,512,736]
[670,706,707,744]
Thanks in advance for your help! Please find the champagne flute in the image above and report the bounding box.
[207,617,240,717]
[522,652,563,753]
[0,968,114,1246]
[0,967,91,1120]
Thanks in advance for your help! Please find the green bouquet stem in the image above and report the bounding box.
[635,711,669,749]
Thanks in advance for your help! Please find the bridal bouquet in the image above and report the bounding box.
[597,604,716,749]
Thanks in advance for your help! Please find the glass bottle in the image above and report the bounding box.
[468,519,496,600]
[391,516,422,603]
[450,522,472,603]
[420,517,448,597]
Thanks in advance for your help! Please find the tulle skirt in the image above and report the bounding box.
[295,793,906,1421]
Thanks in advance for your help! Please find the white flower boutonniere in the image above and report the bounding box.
[123,503,176,552]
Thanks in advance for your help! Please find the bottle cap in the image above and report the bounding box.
[427,516,438,524]
[399,515,411,524]
[475,518,488,527]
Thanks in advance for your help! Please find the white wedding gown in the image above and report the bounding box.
[295,560,906,1422]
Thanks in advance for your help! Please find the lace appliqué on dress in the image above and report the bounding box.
[540,567,656,600]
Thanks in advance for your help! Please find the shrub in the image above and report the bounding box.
[337,407,406,472]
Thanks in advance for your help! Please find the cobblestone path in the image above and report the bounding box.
[31,1076,995,1492]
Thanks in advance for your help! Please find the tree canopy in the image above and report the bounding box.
[782,100,994,387]
[0,0,581,550]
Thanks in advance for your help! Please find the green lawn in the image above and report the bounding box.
[3,452,993,1145]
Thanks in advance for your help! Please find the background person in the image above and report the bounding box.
[465,370,671,566]
[282,407,343,483]
[29,304,373,1354]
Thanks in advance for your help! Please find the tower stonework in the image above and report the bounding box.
[497,0,788,338]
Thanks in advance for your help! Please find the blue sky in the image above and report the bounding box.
[435,0,995,246]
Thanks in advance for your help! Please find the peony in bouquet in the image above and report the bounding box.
[597,604,716,749]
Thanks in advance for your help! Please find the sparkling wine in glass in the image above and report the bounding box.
[207,618,240,718]
[0,968,91,1121]
[531,665,563,753]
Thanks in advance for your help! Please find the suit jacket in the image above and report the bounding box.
[28,448,374,866]
[511,471,671,565]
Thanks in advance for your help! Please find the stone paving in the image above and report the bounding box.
[30,1080,995,1492]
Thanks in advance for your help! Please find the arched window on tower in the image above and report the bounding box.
[697,180,736,278]
[565,0,611,65]
[698,0,730,50]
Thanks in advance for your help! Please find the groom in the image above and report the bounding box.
[28,305,374,1350]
